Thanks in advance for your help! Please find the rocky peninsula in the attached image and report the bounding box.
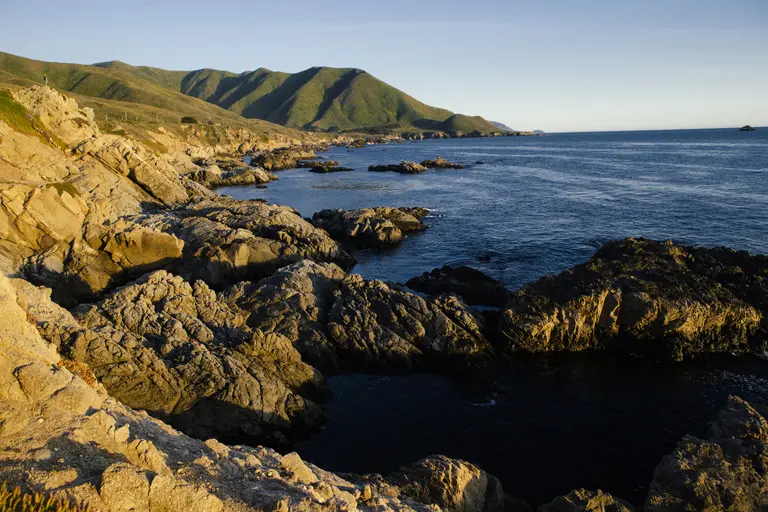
[0,86,766,511]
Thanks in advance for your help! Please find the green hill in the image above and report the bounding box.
[0,51,502,135]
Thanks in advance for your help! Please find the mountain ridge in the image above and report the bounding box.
[0,51,504,135]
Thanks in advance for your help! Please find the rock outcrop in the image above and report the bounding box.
[222,260,347,373]
[0,271,512,512]
[407,266,511,308]
[250,146,320,171]
[500,238,768,360]
[646,395,768,511]
[15,271,327,442]
[420,157,466,169]
[369,161,427,174]
[312,207,428,248]
[187,163,277,188]
[132,196,355,286]
[326,274,493,373]
[739,125,756,132]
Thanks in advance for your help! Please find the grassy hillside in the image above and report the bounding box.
[0,51,304,140]
[0,51,504,135]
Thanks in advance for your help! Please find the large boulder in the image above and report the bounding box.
[500,238,768,360]
[15,271,326,442]
[646,396,768,511]
[407,265,511,308]
[326,274,493,373]
[250,146,319,171]
[135,196,355,286]
[420,157,466,169]
[312,207,428,248]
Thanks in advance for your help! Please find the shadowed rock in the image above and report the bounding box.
[646,395,768,511]
[539,489,633,512]
[407,265,511,308]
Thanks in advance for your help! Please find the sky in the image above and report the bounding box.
[0,0,766,132]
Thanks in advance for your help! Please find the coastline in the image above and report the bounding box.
[0,85,766,511]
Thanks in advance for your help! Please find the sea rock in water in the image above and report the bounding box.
[134,195,356,286]
[386,455,506,512]
[420,156,466,169]
[250,146,320,171]
[309,164,353,173]
[369,160,427,174]
[0,271,510,511]
[500,238,768,360]
[221,260,348,373]
[646,396,768,511]
[539,489,634,511]
[326,274,493,373]
[739,125,756,131]
[187,163,277,187]
[15,270,326,442]
[407,265,511,308]
[312,207,428,248]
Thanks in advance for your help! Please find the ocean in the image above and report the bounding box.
[219,128,768,507]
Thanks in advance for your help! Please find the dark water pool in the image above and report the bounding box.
[293,355,768,507]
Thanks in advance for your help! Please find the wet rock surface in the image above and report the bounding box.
[500,238,768,360]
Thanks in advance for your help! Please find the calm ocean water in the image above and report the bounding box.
[221,128,768,291]
[221,129,768,507]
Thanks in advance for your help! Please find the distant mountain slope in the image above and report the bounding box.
[94,61,491,133]
[490,120,515,132]
[0,51,306,140]
[0,51,502,135]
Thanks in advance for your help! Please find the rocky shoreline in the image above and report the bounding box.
[1,86,766,511]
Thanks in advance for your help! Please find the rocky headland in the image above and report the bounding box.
[1,85,767,511]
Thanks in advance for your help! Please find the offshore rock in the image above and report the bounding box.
[420,157,466,169]
[369,161,427,174]
[500,238,768,360]
[16,270,326,441]
[312,207,428,248]
[646,396,768,511]
[407,265,511,308]
[250,146,319,171]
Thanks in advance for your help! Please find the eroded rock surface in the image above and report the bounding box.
[15,270,326,442]
[501,238,768,360]
[222,260,347,373]
[312,207,428,248]
[420,157,466,169]
[407,266,511,308]
[326,274,493,373]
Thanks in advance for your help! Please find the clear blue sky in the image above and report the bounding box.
[1,0,766,132]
